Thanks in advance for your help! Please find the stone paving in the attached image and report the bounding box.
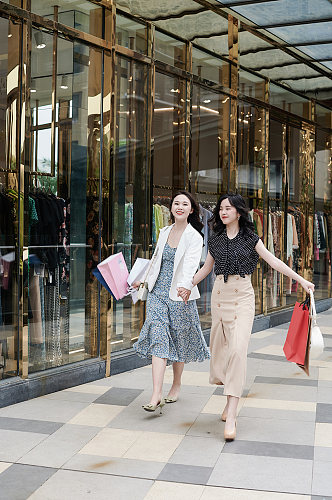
[0,308,332,499]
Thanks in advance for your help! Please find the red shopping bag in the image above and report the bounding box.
[283,297,311,373]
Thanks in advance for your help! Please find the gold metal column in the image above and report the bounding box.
[300,124,315,301]
[184,41,192,191]
[262,81,270,315]
[228,14,238,192]
[103,3,116,377]
[19,19,29,378]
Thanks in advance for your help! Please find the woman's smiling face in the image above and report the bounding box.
[219,198,239,225]
[171,194,193,222]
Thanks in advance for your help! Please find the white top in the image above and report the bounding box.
[147,223,203,302]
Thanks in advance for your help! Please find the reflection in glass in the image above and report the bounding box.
[237,103,265,314]
[285,127,305,306]
[0,18,20,379]
[152,72,186,201]
[28,31,102,372]
[116,13,148,54]
[239,68,266,102]
[31,0,103,38]
[270,83,311,120]
[110,56,148,354]
[192,47,229,87]
[155,30,186,69]
[314,129,332,299]
[267,119,284,310]
[190,85,228,329]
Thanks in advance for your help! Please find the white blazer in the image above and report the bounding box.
[147,223,203,302]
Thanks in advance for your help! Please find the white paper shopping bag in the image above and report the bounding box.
[127,258,150,286]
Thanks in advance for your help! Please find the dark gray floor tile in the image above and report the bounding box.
[316,403,332,423]
[324,346,332,351]
[94,388,144,406]
[222,440,314,460]
[157,463,213,485]
[254,376,318,387]
[247,353,287,362]
[0,417,63,435]
[0,464,56,500]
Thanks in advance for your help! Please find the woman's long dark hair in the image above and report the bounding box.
[210,193,255,236]
[170,190,204,238]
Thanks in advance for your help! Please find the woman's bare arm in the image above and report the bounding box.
[255,239,314,293]
[192,251,215,287]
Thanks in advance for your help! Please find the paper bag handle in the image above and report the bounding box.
[309,289,317,321]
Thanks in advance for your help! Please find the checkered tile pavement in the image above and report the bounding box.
[0,308,332,499]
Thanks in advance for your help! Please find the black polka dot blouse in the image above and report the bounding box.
[208,229,260,282]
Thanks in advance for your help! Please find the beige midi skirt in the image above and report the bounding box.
[209,274,255,398]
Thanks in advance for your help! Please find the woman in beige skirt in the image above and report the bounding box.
[180,193,315,441]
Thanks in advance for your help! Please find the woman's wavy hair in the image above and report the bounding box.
[210,193,255,236]
[169,191,203,238]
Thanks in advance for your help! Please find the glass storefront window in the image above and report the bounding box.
[239,68,267,102]
[192,47,229,87]
[116,13,148,55]
[152,71,186,203]
[315,104,332,130]
[154,30,186,70]
[285,126,307,307]
[28,30,102,371]
[110,56,148,353]
[237,102,266,314]
[270,83,311,120]
[314,129,332,299]
[31,0,103,38]
[0,18,20,379]
[190,85,229,329]
[267,119,284,310]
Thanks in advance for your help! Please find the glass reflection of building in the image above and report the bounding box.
[0,0,331,405]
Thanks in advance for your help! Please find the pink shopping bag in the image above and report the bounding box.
[97,252,129,300]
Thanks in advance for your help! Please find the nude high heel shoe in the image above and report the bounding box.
[142,398,165,414]
[224,421,236,441]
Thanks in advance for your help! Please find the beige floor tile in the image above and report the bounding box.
[319,367,332,380]
[201,396,245,415]
[124,431,184,463]
[315,423,332,448]
[243,398,316,412]
[164,370,210,387]
[64,385,111,395]
[68,404,124,427]
[144,481,204,500]
[311,360,332,369]
[251,330,276,340]
[254,345,284,356]
[0,462,12,474]
[201,486,310,499]
[79,428,142,457]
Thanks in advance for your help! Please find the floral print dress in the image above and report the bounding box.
[133,243,210,364]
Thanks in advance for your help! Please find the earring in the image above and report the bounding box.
[238,216,240,220]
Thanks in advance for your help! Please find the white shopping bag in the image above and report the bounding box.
[127,258,150,304]
[309,289,324,360]
[127,258,150,286]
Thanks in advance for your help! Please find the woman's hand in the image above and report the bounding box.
[299,278,315,294]
[132,281,142,290]
[177,287,191,305]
